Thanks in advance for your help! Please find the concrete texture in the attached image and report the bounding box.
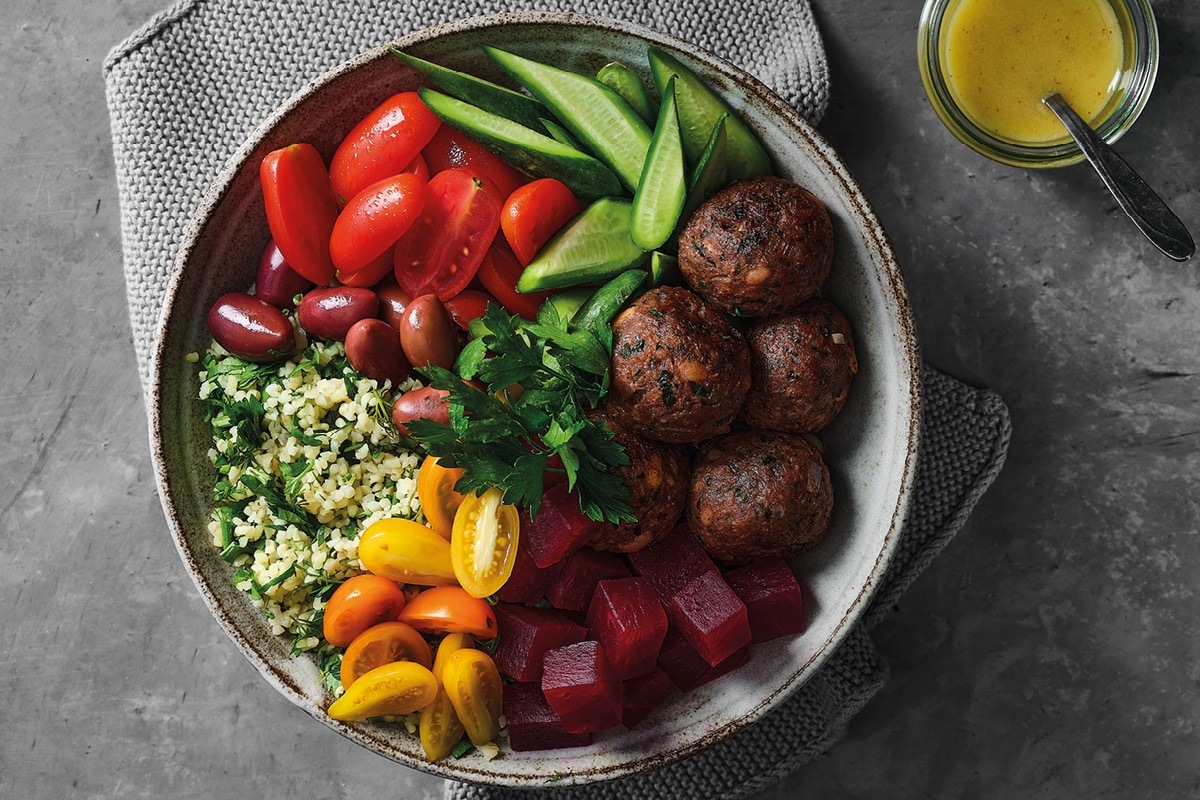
[2,1,1197,798]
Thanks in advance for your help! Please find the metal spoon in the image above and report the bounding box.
[1043,93,1194,261]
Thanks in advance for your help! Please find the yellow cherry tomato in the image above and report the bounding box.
[339,621,433,689]
[397,586,498,638]
[418,633,473,762]
[441,648,504,746]
[326,660,438,721]
[451,487,520,598]
[417,455,467,540]
[357,517,457,587]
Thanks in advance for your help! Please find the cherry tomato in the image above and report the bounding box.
[418,633,472,762]
[326,660,438,721]
[403,153,431,182]
[422,125,528,202]
[500,178,582,265]
[441,648,504,746]
[418,455,467,540]
[476,243,554,320]
[330,172,428,275]
[322,573,408,648]
[260,143,339,285]
[329,92,441,203]
[397,586,499,638]
[357,518,458,587]
[450,487,520,598]
[339,621,433,689]
[393,168,502,301]
[443,288,498,330]
[336,246,395,288]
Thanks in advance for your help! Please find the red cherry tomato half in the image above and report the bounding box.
[443,288,498,330]
[422,125,529,203]
[477,243,554,320]
[329,92,441,203]
[393,168,502,301]
[260,143,340,286]
[500,178,582,266]
[330,172,428,275]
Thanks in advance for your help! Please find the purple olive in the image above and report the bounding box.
[207,292,296,362]
[376,281,414,330]
[345,318,412,386]
[296,286,380,340]
[399,294,460,371]
[255,239,314,310]
[391,386,451,436]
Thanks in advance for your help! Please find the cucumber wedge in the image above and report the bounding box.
[648,251,682,287]
[646,45,772,181]
[596,61,659,126]
[392,49,550,131]
[631,76,686,251]
[517,198,647,292]
[545,286,595,321]
[417,88,623,199]
[682,113,730,220]
[484,45,652,194]
[571,269,648,335]
[541,117,582,150]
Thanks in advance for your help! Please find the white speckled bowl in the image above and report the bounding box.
[150,12,921,788]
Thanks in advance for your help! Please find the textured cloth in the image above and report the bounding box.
[104,3,1011,798]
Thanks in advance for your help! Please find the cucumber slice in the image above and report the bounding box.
[392,49,550,131]
[648,251,682,287]
[484,45,652,194]
[517,198,647,292]
[682,113,730,221]
[630,76,686,251]
[541,117,582,150]
[646,45,772,181]
[571,269,648,334]
[545,286,595,321]
[596,61,659,125]
[417,88,623,199]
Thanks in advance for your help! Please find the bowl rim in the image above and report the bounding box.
[149,10,922,786]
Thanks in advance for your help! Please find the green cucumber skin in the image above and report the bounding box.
[417,88,623,199]
[392,49,549,131]
[484,45,652,194]
[517,198,647,292]
[648,251,682,287]
[571,269,648,333]
[681,113,730,222]
[546,286,595,321]
[630,76,687,251]
[596,61,659,126]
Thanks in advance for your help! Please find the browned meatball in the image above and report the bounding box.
[678,175,834,316]
[587,408,690,553]
[608,286,751,444]
[739,298,858,433]
[688,429,832,563]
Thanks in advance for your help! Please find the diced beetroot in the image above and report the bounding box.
[541,640,623,734]
[522,482,605,568]
[492,604,587,683]
[585,577,668,680]
[497,534,564,606]
[664,570,751,666]
[723,557,808,643]
[621,666,678,729]
[502,682,593,752]
[657,626,750,691]
[627,522,718,602]
[547,548,632,611]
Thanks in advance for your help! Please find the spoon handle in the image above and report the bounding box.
[1043,93,1194,262]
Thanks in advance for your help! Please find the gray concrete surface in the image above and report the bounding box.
[3,1,1198,798]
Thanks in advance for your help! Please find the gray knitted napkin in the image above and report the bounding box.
[104,3,1011,798]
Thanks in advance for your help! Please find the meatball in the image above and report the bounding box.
[587,408,690,553]
[739,298,858,433]
[608,286,751,444]
[688,429,832,563]
[678,175,834,316]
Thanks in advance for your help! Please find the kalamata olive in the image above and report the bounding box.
[391,386,451,436]
[345,318,412,386]
[400,294,460,370]
[297,286,380,340]
[255,238,314,310]
[376,280,414,330]
[207,291,296,362]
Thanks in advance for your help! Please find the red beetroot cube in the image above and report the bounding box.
[497,534,564,606]
[657,626,750,691]
[541,640,623,734]
[547,548,632,611]
[621,666,678,729]
[723,557,807,643]
[492,604,587,683]
[664,570,751,667]
[627,522,718,602]
[585,577,668,680]
[522,482,605,568]
[503,683,593,752]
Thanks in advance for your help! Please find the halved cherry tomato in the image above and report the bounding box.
[476,243,554,320]
[393,168,502,301]
[418,633,473,762]
[260,143,339,285]
[417,455,467,540]
[500,178,582,265]
[329,92,441,203]
[422,125,528,203]
[398,586,499,638]
[357,518,458,587]
[451,487,520,599]
[441,648,503,746]
[330,172,428,275]
[336,246,395,288]
[339,621,433,689]
[322,573,408,648]
[326,660,438,721]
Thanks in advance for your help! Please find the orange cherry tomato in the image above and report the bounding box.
[260,143,340,285]
[329,91,441,204]
[339,621,433,689]
[441,648,503,746]
[418,633,473,762]
[330,172,428,275]
[451,487,520,599]
[326,660,438,721]
[476,242,554,320]
[357,518,458,587]
[500,178,582,265]
[417,456,468,539]
[422,124,528,202]
[322,573,407,648]
[397,586,499,638]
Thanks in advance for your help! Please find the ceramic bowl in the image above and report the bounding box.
[150,12,921,787]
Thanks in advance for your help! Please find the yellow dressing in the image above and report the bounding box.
[942,0,1125,144]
